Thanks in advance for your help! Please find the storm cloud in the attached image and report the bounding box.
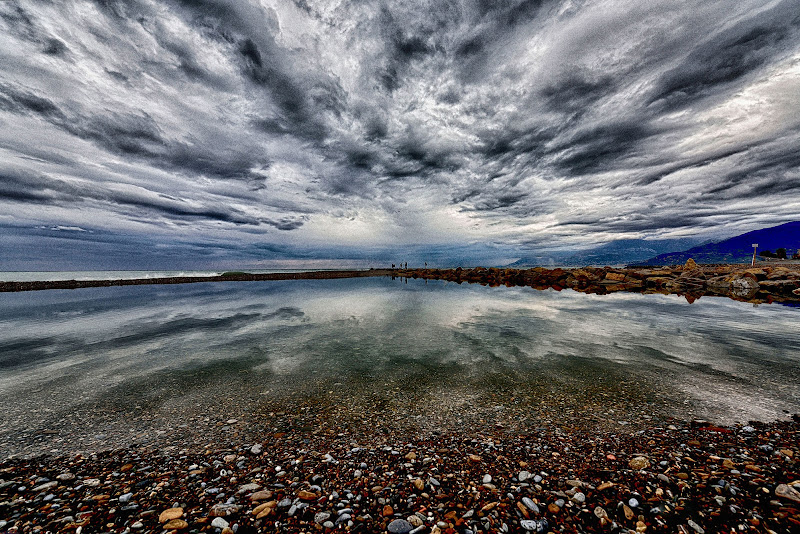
[1,0,799,269]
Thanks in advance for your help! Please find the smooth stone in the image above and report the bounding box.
[482,474,492,484]
[407,515,423,527]
[518,471,531,482]
[211,517,229,529]
[323,521,334,529]
[250,444,263,455]
[775,484,800,503]
[521,497,539,514]
[387,519,414,534]
[119,492,134,503]
[164,519,188,530]
[33,480,58,492]
[159,507,184,523]
[628,497,639,508]
[629,457,650,470]
[520,519,548,532]
[572,492,585,504]
[687,519,705,534]
[314,512,330,524]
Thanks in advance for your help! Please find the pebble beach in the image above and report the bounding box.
[1,384,799,534]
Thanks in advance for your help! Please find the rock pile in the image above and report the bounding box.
[395,263,800,304]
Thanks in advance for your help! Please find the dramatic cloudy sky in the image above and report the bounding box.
[1,0,799,269]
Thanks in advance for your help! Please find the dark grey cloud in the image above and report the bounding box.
[648,3,800,111]
[1,0,799,269]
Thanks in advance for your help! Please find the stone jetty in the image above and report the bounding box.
[394,262,800,304]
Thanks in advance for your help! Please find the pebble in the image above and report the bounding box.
[211,517,230,529]
[159,507,184,523]
[520,519,548,532]
[629,456,650,470]
[407,515,423,527]
[250,444,263,455]
[776,483,800,503]
[687,519,705,533]
[387,518,414,533]
[314,512,330,524]
[521,497,539,513]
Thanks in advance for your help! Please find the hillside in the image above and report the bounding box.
[508,238,702,267]
[637,221,800,265]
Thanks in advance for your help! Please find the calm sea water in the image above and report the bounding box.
[0,277,798,456]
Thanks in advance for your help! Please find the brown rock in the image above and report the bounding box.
[251,502,272,516]
[297,490,318,501]
[159,508,184,523]
[775,484,800,504]
[684,258,697,269]
[517,501,529,518]
[250,490,273,501]
[469,454,482,463]
[629,457,650,470]
[623,504,634,520]
[604,272,626,282]
[382,505,394,517]
[405,451,417,460]
[163,519,188,530]
[413,478,425,491]
[481,502,498,512]
[548,503,561,514]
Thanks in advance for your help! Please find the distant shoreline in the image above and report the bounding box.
[0,269,393,293]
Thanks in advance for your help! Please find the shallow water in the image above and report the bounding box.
[0,277,798,457]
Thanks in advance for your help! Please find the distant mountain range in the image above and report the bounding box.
[507,238,705,267]
[507,221,800,267]
[636,221,800,266]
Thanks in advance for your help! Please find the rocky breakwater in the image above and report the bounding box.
[395,262,800,304]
